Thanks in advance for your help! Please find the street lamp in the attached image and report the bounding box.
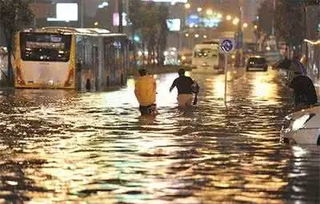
[80,0,84,27]
[234,0,244,67]
[232,17,239,25]
[118,0,123,33]
[98,1,109,8]
[226,15,232,21]
[206,9,213,15]
[243,23,248,28]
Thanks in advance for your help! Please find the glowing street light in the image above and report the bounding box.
[185,33,189,37]
[197,7,202,12]
[194,33,199,38]
[226,15,232,21]
[232,17,240,25]
[184,3,191,9]
[217,13,222,19]
[206,9,213,15]
[203,35,208,39]
[98,1,109,8]
[243,23,248,28]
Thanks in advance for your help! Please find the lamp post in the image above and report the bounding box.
[118,0,123,33]
[183,2,191,49]
[235,1,243,67]
[80,0,84,28]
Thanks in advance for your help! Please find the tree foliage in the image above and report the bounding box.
[254,0,275,50]
[256,0,274,36]
[275,0,305,48]
[128,1,169,66]
[0,0,34,85]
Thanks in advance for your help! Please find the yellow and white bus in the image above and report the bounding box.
[191,40,225,73]
[14,27,130,90]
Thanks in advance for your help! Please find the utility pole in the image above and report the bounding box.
[118,0,123,33]
[235,0,243,67]
[80,0,84,28]
[271,0,275,36]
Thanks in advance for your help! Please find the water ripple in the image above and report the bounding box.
[0,70,319,203]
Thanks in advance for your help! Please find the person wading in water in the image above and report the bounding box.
[289,71,318,110]
[169,68,199,109]
[134,69,157,115]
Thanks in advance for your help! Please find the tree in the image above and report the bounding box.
[255,0,275,50]
[156,4,169,66]
[128,0,144,66]
[128,1,169,66]
[275,0,305,53]
[0,0,34,86]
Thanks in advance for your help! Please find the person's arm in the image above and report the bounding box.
[134,80,141,102]
[169,79,176,92]
[193,80,200,93]
[190,78,199,93]
[134,87,138,97]
[153,77,156,93]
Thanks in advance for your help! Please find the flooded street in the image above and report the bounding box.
[0,69,319,203]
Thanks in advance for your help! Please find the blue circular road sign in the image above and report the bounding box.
[220,39,234,53]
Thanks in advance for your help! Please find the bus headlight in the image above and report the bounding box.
[48,80,54,86]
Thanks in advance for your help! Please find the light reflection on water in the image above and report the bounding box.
[0,69,319,203]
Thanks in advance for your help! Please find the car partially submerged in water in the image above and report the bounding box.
[280,105,320,145]
[246,55,268,71]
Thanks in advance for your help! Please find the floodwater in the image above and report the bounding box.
[0,69,319,204]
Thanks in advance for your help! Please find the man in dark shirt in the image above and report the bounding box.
[289,72,317,109]
[170,68,198,108]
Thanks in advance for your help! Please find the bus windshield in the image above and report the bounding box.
[194,48,217,58]
[20,32,71,62]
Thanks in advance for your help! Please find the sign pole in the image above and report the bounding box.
[220,38,234,108]
[224,53,228,107]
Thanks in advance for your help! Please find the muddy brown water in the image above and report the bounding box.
[0,69,319,203]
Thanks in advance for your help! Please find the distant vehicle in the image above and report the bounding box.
[191,40,224,73]
[280,106,320,145]
[14,27,130,90]
[179,51,192,66]
[164,47,179,65]
[246,56,268,71]
[243,42,258,54]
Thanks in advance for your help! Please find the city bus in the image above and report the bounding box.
[14,27,130,90]
[191,40,224,73]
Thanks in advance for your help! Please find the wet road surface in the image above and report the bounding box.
[0,68,319,203]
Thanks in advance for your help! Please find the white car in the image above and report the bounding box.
[280,106,320,145]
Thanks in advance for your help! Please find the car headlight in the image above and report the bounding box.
[291,114,314,131]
